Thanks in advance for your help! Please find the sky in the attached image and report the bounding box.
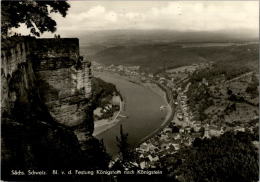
[13,1,259,37]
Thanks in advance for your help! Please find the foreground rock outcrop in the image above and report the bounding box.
[1,36,109,180]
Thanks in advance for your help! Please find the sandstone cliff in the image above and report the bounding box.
[32,38,93,131]
[1,36,109,180]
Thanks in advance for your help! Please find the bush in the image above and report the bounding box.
[175,132,259,182]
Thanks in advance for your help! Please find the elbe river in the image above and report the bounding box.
[95,71,167,156]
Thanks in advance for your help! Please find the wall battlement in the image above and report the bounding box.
[35,38,80,59]
[1,36,93,128]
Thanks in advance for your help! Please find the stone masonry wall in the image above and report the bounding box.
[32,38,92,127]
[1,37,93,129]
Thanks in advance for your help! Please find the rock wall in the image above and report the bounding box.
[1,37,36,116]
[1,37,93,129]
[1,36,109,180]
[1,37,83,177]
[31,38,93,128]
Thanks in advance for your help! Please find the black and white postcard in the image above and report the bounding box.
[1,0,259,181]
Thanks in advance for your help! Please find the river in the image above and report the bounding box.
[94,71,167,156]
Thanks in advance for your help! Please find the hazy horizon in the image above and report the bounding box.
[12,1,259,39]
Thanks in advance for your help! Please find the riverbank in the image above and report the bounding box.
[105,72,175,147]
[135,82,175,147]
[94,71,172,155]
[94,72,174,148]
[93,98,124,136]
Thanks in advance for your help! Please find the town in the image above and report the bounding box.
[92,61,259,169]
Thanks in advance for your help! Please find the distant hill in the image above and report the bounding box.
[79,29,258,56]
[79,29,258,45]
[91,43,258,73]
[78,30,258,73]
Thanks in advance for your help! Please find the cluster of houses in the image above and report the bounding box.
[94,95,121,120]
[134,64,258,169]
[94,63,142,78]
[93,62,259,169]
[94,104,113,118]
[134,83,225,169]
[135,118,206,169]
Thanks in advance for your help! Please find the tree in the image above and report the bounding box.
[83,137,111,169]
[1,0,70,37]
[116,124,133,164]
[246,75,259,98]
[175,132,258,182]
